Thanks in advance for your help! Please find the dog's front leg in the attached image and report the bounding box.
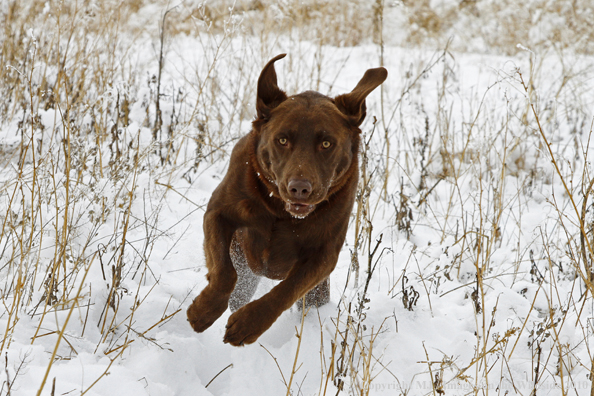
[223,247,338,346]
[187,209,237,333]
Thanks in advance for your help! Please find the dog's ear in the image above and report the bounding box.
[334,67,388,127]
[256,54,288,120]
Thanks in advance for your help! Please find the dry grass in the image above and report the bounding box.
[396,0,594,55]
[169,0,375,47]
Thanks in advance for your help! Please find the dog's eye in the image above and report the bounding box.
[278,137,288,146]
[321,140,332,149]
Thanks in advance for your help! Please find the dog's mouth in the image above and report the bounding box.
[285,202,316,219]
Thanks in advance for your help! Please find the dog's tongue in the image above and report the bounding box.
[285,202,315,218]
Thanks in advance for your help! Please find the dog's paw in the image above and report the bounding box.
[223,300,277,346]
[187,290,228,333]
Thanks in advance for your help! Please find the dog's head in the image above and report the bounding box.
[252,54,387,218]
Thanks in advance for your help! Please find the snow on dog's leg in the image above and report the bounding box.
[229,230,260,312]
[299,278,330,309]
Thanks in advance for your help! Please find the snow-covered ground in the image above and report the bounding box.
[1,1,594,395]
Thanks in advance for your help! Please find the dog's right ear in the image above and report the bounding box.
[334,67,388,127]
[256,54,288,120]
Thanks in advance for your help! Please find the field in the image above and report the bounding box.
[1,0,594,395]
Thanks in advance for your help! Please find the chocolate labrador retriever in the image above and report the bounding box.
[187,54,387,346]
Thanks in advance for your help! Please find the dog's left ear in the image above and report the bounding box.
[256,54,288,120]
[334,67,388,127]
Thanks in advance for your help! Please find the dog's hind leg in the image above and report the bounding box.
[299,278,330,309]
[229,230,260,312]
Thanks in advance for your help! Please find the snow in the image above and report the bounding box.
[1,1,594,395]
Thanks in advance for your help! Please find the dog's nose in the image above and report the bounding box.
[288,179,312,200]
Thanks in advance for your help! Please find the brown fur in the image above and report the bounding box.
[187,54,387,346]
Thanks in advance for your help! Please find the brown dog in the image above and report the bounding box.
[187,54,387,346]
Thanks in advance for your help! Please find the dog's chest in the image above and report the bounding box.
[245,218,318,279]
